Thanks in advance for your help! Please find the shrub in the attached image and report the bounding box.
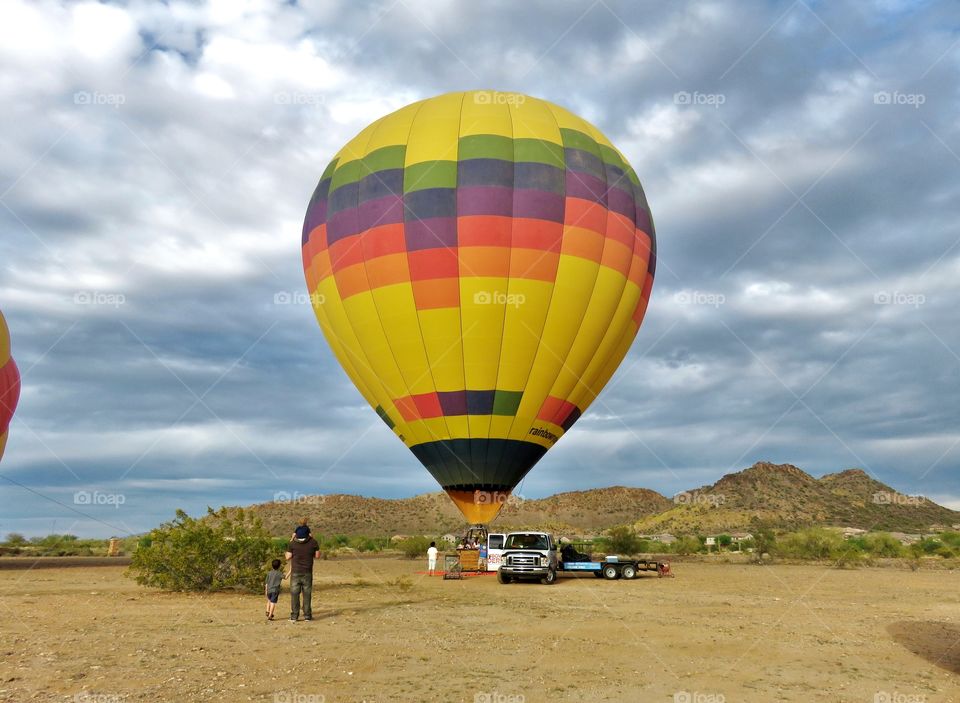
[939,532,960,548]
[775,528,861,563]
[398,536,433,559]
[350,536,389,553]
[604,526,643,555]
[128,507,274,592]
[672,535,703,556]
[861,533,905,558]
[910,537,944,557]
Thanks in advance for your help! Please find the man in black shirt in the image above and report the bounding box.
[285,525,321,621]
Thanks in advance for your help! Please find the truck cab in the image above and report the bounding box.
[497,531,558,585]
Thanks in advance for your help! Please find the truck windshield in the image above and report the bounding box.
[505,534,549,550]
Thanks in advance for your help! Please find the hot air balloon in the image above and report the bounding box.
[301,91,656,524]
[0,311,21,462]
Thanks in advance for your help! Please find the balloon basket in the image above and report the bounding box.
[442,554,462,580]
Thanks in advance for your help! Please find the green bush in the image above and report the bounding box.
[128,507,274,592]
[939,532,960,548]
[775,528,861,562]
[398,536,433,559]
[910,537,944,557]
[671,535,703,556]
[603,526,644,555]
[6,534,109,556]
[861,532,905,558]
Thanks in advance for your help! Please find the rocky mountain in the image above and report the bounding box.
[632,462,959,534]
[233,462,959,537]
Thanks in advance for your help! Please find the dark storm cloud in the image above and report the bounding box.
[1,0,958,535]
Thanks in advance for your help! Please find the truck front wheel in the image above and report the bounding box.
[497,570,511,584]
[542,568,557,585]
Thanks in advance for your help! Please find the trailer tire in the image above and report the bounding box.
[497,570,510,584]
[602,564,619,580]
[621,564,637,580]
[542,568,557,585]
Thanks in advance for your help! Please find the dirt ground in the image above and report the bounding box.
[0,558,958,703]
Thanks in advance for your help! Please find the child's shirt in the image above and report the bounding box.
[427,546,438,560]
[265,569,284,592]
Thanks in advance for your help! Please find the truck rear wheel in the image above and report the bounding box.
[621,564,637,580]
[602,564,619,580]
[542,568,557,585]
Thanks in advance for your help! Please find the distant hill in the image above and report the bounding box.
[240,486,671,537]
[633,462,960,534]
[234,462,960,537]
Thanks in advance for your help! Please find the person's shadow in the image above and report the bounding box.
[887,621,960,675]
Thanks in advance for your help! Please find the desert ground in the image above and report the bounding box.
[1,558,958,703]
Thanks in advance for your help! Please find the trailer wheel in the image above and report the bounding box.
[602,564,619,580]
[497,570,510,584]
[621,564,637,580]
[542,568,557,585]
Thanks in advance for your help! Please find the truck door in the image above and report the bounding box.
[486,533,505,572]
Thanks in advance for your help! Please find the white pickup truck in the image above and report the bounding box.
[496,531,559,584]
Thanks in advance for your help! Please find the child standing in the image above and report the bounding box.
[265,558,285,619]
[427,541,438,575]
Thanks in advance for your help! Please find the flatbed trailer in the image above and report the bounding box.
[559,557,662,580]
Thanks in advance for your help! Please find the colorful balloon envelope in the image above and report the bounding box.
[301,91,656,523]
[0,311,20,462]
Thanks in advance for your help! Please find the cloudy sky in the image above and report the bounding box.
[1,0,958,537]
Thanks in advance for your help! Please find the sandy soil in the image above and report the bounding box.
[0,558,958,703]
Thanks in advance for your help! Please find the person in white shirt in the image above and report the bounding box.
[427,541,439,575]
